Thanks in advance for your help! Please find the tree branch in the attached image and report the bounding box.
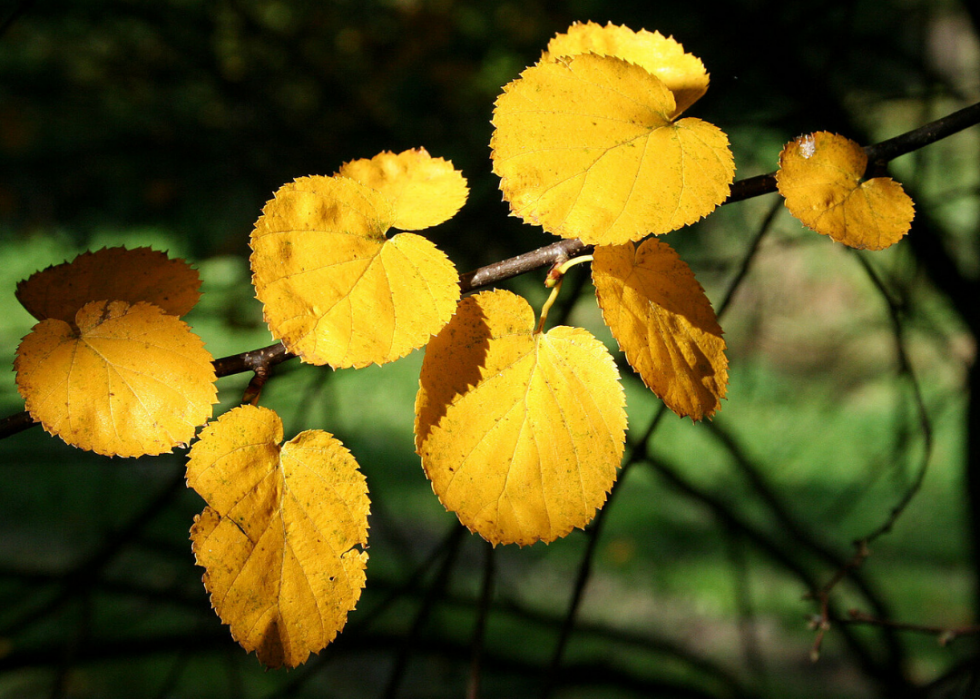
[842,610,980,647]
[2,101,979,442]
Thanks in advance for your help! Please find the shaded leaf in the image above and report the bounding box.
[415,289,626,546]
[776,132,915,250]
[593,240,727,420]
[542,21,709,117]
[187,405,369,669]
[337,148,468,231]
[250,175,460,368]
[491,53,734,245]
[16,247,201,322]
[14,300,217,457]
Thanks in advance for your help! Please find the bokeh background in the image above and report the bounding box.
[1,0,979,697]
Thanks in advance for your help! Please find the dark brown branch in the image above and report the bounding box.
[467,542,495,699]
[0,628,733,699]
[458,238,591,292]
[843,610,980,646]
[724,100,980,204]
[3,101,978,442]
[806,543,871,662]
[211,340,293,377]
[0,410,36,440]
[807,252,935,662]
[865,102,980,167]
[851,254,934,546]
[382,525,466,699]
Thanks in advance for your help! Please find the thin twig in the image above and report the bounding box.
[806,543,871,661]
[715,198,782,319]
[2,100,977,443]
[708,421,906,671]
[643,452,900,689]
[842,610,980,646]
[1,469,186,638]
[803,252,935,663]
[541,406,667,699]
[269,524,466,699]
[851,253,934,545]
[382,525,466,699]
[724,100,980,205]
[467,542,495,699]
[724,529,768,693]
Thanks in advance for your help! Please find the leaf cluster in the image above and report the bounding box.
[6,20,928,668]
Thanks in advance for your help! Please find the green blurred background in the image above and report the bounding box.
[1,0,979,697]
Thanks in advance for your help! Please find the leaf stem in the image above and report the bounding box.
[545,254,594,288]
[535,278,563,334]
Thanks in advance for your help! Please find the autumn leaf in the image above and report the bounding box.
[491,53,734,246]
[593,240,727,420]
[187,405,369,669]
[415,289,627,546]
[14,300,217,457]
[16,247,201,322]
[542,21,709,118]
[337,148,469,231]
[776,132,915,250]
[250,174,460,368]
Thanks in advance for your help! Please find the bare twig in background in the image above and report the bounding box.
[467,542,496,699]
[843,610,980,646]
[382,525,466,699]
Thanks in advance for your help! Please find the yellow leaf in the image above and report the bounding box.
[776,132,915,250]
[14,300,217,457]
[337,148,469,231]
[593,240,727,421]
[250,175,460,368]
[415,289,627,546]
[187,405,369,669]
[491,54,734,246]
[16,247,201,322]
[542,21,709,117]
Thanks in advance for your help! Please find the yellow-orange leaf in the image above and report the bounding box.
[542,21,709,117]
[415,289,626,546]
[250,175,460,368]
[776,132,915,250]
[593,240,727,421]
[491,54,734,245]
[14,300,217,457]
[187,405,369,669]
[337,148,468,231]
[16,247,201,322]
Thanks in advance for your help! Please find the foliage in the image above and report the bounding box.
[776,132,915,250]
[188,405,369,669]
[2,4,980,697]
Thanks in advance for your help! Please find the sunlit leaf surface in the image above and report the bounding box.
[593,239,727,420]
[337,148,469,231]
[491,54,734,245]
[15,300,217,457]
[187,405,369,668]
[416,289,626,546]
[250,174,460,368]
[776,132,915,250]
[543,21,709,117]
